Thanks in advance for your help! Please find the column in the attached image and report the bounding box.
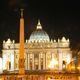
[32,54,34,70]
[59,51,63,71]
[11,52,14,71]
[25,53,27,70]
[28,54,30,70]
[46,53,48,69]
[45,53,46,69]
[43,53,46,69]
[39,53,41,70]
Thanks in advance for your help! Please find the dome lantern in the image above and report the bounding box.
[29,20,50,42]
[36,20,42,30]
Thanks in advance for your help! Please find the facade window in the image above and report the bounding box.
[41,63,43,70]
[34,60,38,70]
[8,45,10,49]
[41,58,43,70]
[30,58,32,70]
[34,61,38,70]
[30,62,32,70]
[34,54,39,58]
[35,64,38,70]
[34,54,39,70]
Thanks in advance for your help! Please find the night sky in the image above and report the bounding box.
[0,0,80,50]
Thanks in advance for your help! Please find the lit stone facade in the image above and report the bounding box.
[1,20,72,73]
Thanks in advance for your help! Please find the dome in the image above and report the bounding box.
[29,30,50,42]
[29,20,50,42]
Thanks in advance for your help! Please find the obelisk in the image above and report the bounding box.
[19,9,25,75]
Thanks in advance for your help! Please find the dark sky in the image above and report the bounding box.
[0,0,80,49]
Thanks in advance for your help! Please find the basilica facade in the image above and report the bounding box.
[0,20,72,73]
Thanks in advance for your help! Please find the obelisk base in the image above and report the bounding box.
[19,58,25,75]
